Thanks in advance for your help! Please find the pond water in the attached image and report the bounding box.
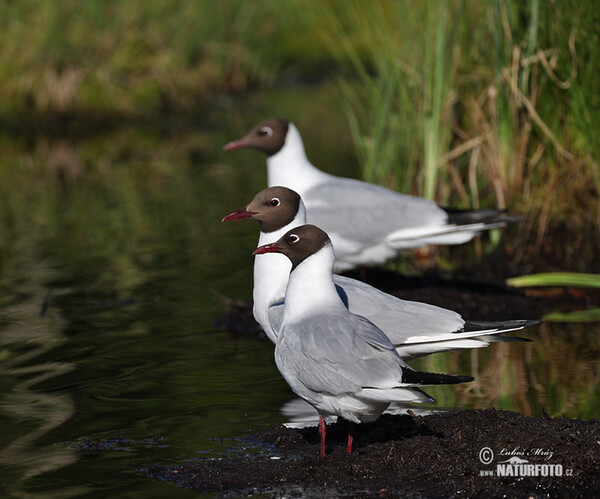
[0,98,599,497]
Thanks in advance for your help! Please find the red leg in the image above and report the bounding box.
[319,416,326,458]
[347,421,354,453]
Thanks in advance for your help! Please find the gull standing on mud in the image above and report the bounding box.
[222,187,541,353]
[253,224,474,457]
[224,118,521,271]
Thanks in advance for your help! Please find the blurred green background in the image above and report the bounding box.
[1,0,598,272]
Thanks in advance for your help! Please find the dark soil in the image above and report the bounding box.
[147,409,600,497]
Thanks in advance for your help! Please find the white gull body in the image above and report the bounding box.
[253,224,473,457]
[276,241,418,423]
[223,188,539,357]
[269,123,507,270]
[225,119,517,272]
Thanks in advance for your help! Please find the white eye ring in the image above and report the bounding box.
[289,234,300,243]
[259,126,273,137]
[270,197,280,207]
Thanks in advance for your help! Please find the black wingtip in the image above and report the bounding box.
[528,319,545,327]
[402,368,474,386]
[461,319,544,334]
[474,335,533,343]
[444,208,524,226]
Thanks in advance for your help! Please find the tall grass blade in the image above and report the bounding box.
[423,1,450,200]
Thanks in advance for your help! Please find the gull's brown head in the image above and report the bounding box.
[253,224,331,270]
[223,118,289,157]
[222,186,301,233]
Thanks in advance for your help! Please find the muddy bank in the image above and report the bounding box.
[147,409,600,497]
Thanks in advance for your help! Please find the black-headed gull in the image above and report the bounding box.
[224,118,521,271]
[222,187,541,355]
[253,224,474,457]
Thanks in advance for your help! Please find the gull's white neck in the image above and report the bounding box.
[267,123,330,195]
[252,203,307,342]
[282,245,345,325]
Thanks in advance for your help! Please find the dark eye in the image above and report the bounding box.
[288,234,300,243]
[270,198,280,207]
[258,126,273,137]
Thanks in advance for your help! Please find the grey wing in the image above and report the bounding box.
[278,313,404,396]
[333,275,466,344]
[267,301,284,337]
[303,178,447,244]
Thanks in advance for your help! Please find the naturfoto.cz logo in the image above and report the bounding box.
[478,446,573,477]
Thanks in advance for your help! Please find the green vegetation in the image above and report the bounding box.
[0,0,597,272]
[508,272,600,322]
[314,0,599,251]
[543,309,600,322]
[508,272,600,289]
[0,0,301,116]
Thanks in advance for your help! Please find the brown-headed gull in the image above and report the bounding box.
[224,118,521,271]
[222,187,541,356]
[253,224,474,457]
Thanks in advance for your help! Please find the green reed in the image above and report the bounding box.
[315,0,598,268]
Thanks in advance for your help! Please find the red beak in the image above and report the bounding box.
[252,243,281,255]
[223,139,250,151]
[221,208,256,223]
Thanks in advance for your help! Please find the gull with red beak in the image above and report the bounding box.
[253,224,474,457]
[222,187,541,353]
[224,118,521,272]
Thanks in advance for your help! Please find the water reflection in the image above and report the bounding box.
[281,398,440,429]
[0,261,85,498]
[410,322,600,419]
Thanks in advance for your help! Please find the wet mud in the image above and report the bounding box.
[187,260,600,496]
[147,409,600,497]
